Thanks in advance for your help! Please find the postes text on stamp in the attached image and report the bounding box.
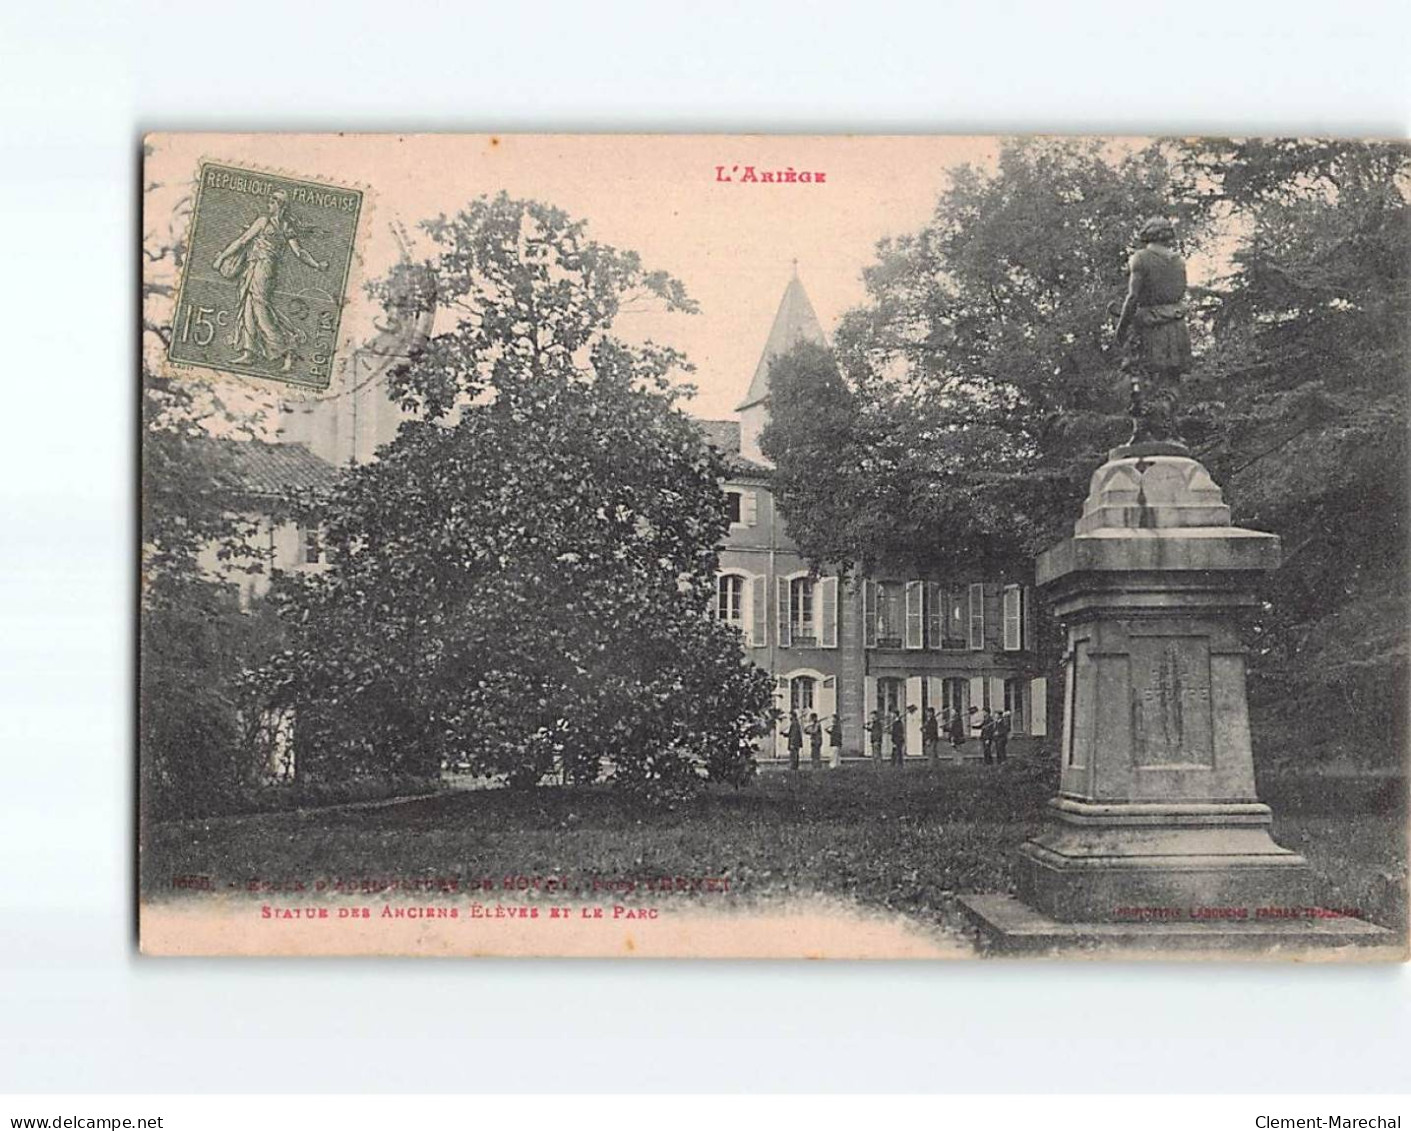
[168,162,363,390]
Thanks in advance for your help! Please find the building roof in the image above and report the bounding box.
[205,438,341,497]
[694,418,772,477]
[735,271,828,412]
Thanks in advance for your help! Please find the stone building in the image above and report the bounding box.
[701,273,1048,761]
[192,438,338,608]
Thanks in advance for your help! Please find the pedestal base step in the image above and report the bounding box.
[956,894,1404,959]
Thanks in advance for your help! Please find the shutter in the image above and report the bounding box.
[862,579,877,649]
[1030,676,1048,737]
[968,583,985,650]
[1003,585,1022,651]
[1022,585,1034,652]
[904,580,924,649]
[749,574,767,647]
[926,582,942,650]
[905,677,924,755]
[744,489,759,527]
[776,577,792,648]
[989,677,1006,720]
[968,676,985,724]
[819,576,838,649]
[819,677,837,727]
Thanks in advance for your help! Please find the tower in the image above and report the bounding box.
[736,266,827,466]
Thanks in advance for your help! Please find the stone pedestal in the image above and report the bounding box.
[1016,445,1311,921]
[957,444,1400,955]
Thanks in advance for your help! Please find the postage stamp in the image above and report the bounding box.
[167,162,363,391]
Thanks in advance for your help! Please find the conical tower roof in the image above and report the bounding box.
[735,270,827,412]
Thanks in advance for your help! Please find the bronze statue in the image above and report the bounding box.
[1110,217,1192,445]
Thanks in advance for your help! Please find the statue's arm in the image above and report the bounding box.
[287,233,327,271]
[214,217,263,265]
[1115,255,1145,343]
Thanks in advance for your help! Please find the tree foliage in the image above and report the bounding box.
[1182,139,1410,734]
[268,195,774,794]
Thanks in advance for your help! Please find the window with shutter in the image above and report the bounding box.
[725,490,743,526]
[904,581,924,649]
[715,574,745,626]
[819,576,838,649]
[1003,584,1022,651]
[789,576,816,645]
[968,583,985,650]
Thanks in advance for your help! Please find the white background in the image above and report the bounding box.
[1,0,1408,1095]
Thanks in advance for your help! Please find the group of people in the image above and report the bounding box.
[862,704,1013,766]
[780,704,1014,769]
[780,710,843,771]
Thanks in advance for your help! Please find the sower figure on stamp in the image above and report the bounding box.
[213,190,328,372]
[1111,217,1193,446]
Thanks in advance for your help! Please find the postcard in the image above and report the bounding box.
[139,134,1409,959]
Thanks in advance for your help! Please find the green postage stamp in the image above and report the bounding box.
[167,163,363,390]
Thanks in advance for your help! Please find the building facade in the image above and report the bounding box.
[192,438,337,608]
[703,274,1048,761]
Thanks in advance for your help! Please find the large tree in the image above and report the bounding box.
[268,195,774,793]
[1176,139,1410,738]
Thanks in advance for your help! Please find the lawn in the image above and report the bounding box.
[141,746,1408,942]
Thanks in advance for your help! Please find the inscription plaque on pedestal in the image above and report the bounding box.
[1131,636,1213,768]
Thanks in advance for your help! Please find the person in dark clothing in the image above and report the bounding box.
[889,711,905,766]
[806,711,824,769]
[923,707,940,766]
[948,708,966,752]
[784,710,803,771]
[995,710,1012,763]
[865,709,884,764]
[979,709,996,764]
